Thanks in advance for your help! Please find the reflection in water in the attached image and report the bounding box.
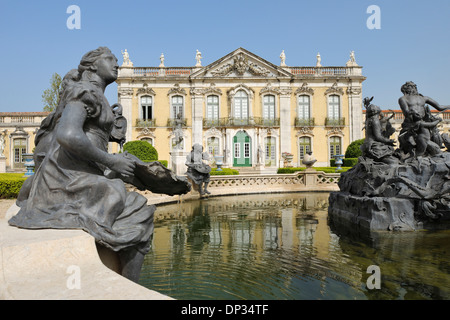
[138,193,450,300]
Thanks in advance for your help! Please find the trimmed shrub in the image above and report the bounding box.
[123,140,158,162]
[156,160,168,167]
[210,168,239,175]
[345,138,365,158]
[0,173,27,199]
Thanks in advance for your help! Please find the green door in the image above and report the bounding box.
[233,131,251,167]
[13,138,27,170]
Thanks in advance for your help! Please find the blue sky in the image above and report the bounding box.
[0,0,449,112]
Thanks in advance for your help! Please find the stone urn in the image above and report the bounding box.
[22,153,35,177]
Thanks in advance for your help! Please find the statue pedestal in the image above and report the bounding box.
[0,156,6,173]
[170,151,188,176]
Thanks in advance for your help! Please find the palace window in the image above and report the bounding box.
[141,137,154,145]
[141,96,153,120]
[329,136,342,158]
[327,95,340,119]
[206,95,219,120]
[263,95,275,119]
[13,138,27,165]
[298,136,311,161]
[265,136,276,166]
[207,136,220,156]
[297,95,310,119]
[172,95,184,118]
[234,90,248,119]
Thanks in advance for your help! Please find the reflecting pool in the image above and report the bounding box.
[139,192,450,300]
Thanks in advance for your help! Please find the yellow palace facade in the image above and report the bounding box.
[116,48,365,171]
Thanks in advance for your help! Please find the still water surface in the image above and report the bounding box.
[139,193,450,300]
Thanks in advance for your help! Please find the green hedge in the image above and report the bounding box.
[330,158,359,167]
[156,160,168,167]
[210,168,239,175]
[0,173,27,199]
[277,167,351,174]
[123,140,158,162]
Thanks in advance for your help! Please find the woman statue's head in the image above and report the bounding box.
[78,47,119,85]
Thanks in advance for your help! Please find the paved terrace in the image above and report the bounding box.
[0,170,339,300]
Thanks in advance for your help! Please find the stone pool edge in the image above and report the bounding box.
[0,178,339,300]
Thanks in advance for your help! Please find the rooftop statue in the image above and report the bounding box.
[185,143,211,197]
[8,47,191,282]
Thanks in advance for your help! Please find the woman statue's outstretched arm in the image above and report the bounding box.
[56,101,135,177]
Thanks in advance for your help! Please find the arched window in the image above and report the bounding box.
[140,137,154,145]
[141,96,153,120]
[234,90,248,119]
[207,137,220,156]
[298,136,311,161]
[329,136,342,158]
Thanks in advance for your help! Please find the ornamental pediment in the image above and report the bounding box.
[190,48,292,79]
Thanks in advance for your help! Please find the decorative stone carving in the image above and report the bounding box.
[227,83,254,99]
[211,53,270,77]
[347,86,362,95]
[118,88,134,98]
[168,83,186,96]
[324,82,344,96]
[260,83,281,95]
[136,83,156,96]
[296,127,314,136]
[202,83,222,96]
[326,127,344,136]
[159,53,165,67]
[295,82,314,95]
[211,63,233,76]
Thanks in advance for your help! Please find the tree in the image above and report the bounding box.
[123,140,158,162]
[42,73,62,112]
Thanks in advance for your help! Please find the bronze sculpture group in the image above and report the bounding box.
[330,81,450,231]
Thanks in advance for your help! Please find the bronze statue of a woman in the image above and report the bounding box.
[9,47,190,282]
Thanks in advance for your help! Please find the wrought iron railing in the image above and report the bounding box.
[203,117,280,128]
[325,117,345,127]
[136,119,157,128]
[167,118,188,127]
[295,117,315,127]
